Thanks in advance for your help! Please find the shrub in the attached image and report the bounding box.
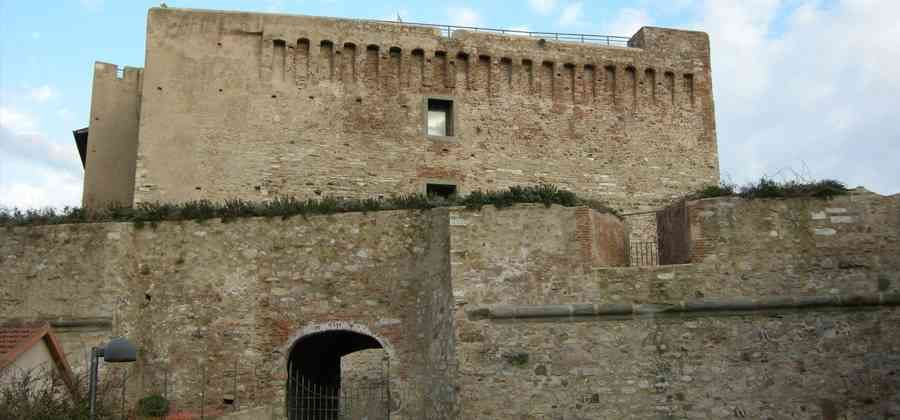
[1,184,621,227]
[502,352,530,367]
[690,178,848,200]
[0,366,123,420]
[136,394,169,417]
[690,182,736,199]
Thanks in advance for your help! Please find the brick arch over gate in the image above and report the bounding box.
[282,322,398,419]
[281,321,398,367]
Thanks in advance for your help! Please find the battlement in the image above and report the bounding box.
[145,8,709,113]
[93,62,143,83]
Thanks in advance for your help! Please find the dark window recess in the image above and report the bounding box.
[427,98,453,136]
[427,183,457,198]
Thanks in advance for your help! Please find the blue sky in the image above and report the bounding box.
[1,0,898,208]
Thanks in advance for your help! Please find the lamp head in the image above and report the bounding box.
[103,337,137,363]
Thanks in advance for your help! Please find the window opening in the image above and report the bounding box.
[427,98,454,137]
[427,183,457,199]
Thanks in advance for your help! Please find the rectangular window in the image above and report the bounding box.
[426,183,457,198]
[427,98,454,137]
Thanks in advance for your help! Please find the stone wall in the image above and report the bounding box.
[124,7,717,213]
[449,205,626,308]
[4,195,899,418]
[683,190,900,273]
[454,193,900,418]
[460,307,900,419]
[0,209,456,418]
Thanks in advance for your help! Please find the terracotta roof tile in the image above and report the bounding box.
[0,321,78,396]
[0,321,48,359]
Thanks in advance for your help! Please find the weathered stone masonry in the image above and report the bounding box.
[16,5,900,419]
[1,209,458,419]
[3,193,900,418]
[83,7,717,218]
[449,191,900,419]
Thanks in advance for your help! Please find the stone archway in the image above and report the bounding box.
[285,324,393,419]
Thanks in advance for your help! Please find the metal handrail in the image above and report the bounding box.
[360,18,632,47]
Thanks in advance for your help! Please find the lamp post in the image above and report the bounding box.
[89,337,138,420]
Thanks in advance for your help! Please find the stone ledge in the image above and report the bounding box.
[0,317,114,330]
[466,293,900,320]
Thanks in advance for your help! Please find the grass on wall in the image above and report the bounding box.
[0,184,620,227]
[690,178,849,200]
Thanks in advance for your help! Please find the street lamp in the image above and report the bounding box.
[89,337,138,420]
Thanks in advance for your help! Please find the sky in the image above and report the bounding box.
[1,0,898,208]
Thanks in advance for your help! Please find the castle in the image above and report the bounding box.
[3,7,899,419]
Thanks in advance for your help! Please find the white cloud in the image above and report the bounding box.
[0,170,82,210]
[448,7,481,27]
[0,107,39,135]
[0,107,82,209]
[601,8,653,36]
[29,85,57,103]
[529,0,557,15]
[694,0,900,194]
[559,2,582,27]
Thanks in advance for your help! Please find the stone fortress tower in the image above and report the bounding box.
[80,7,717,214]
[3,6,897,420]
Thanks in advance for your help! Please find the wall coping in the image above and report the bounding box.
[466,293,900,321]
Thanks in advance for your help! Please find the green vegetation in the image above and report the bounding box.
[136,394,169,417]
[690,178,848,200]
[0,184,620,227]
[503,351,530,367]
[0,367,124,420]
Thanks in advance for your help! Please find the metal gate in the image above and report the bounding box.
[287,373,391,420]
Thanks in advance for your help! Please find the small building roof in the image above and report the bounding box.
[72,127,88,169]
[0,321,78,396]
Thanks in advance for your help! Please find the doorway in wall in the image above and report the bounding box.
[286,330,390,419]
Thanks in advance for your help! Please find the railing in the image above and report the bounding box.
[363,19,632,47]
[287,374,391,420]
[629,241,659,266]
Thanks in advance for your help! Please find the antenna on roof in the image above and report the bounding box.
[396,12,402,23]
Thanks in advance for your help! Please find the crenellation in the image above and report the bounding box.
[410,48,425,89]
[563,63,576,102]
[664,70,675,105]
[387,46,402,92]
[341,42,356,83]
[499,57,512,91]
[540,60,554,99]
[644,67,657,104]
[272,39,286,82]
[319,39,335,81]
[604,64,617,105]
[455,51,470,91]
[295,38,310,85]
[683,72,695,107]
[434,51,449,89]
[364,44,379,86]
[582,64,595,103]
[520,58,534,94]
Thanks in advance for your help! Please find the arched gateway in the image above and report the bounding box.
[286,325,393,419]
